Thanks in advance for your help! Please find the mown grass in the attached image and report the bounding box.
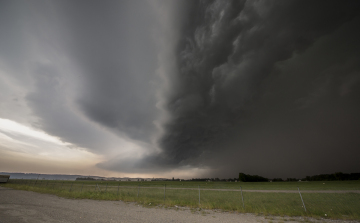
[3,180,360,221]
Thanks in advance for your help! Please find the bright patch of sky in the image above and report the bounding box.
[0,118,101,171]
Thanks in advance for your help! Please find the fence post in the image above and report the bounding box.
[60,181,64,189]
[117,183,120,196]
[34,174,39,186]
[95,184,97,191]
[137,185,139,197]
[240,186,244,208]
[81,183,84,193]
[105,183,108,192]
[97,184,101,192]
[69,182,73,192]
[298,187,306,212]
[164,184,166,202]
[46,181,48,187]
[198,185,200,206]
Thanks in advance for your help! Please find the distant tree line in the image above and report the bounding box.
[185,178,238,182]
[239,173,268,182]
[303,172,360,181]
[238,172,360,182]
[76,177,95,181]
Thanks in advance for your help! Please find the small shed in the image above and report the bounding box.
[0,175,10,183]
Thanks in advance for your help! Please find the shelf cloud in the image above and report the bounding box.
[1,0,360,178]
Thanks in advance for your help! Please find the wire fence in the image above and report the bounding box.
[5,179,360,220]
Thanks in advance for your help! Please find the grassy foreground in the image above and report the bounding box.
[3,180,360,221]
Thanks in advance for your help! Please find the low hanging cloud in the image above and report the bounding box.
[1,0,360,178]
[59,1,159,143]
[99,0,360,178]
[149,0,360,177]
[0,1,159,174]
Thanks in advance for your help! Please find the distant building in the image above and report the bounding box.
[0,175,10,183]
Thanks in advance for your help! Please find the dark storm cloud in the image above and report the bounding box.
[153,0,360,177]
[2,0,360,178]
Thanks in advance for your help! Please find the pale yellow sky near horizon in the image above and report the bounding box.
[0,118,108,176]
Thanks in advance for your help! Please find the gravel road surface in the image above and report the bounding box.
[0,187,357,223]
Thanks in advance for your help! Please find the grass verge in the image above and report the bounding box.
[2,180,360,221]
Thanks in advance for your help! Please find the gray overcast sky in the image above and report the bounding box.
[0,0,360,179]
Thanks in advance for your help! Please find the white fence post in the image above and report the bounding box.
[240,186,244,208]
[298,187,306,212]
[164,184,166,202]
[198,185,200,206]
[69,182,73,192]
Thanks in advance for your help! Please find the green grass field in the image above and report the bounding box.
[3,180,360,221]
[9,179,360,190]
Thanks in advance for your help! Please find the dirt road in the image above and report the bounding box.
[0,187,356,223]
